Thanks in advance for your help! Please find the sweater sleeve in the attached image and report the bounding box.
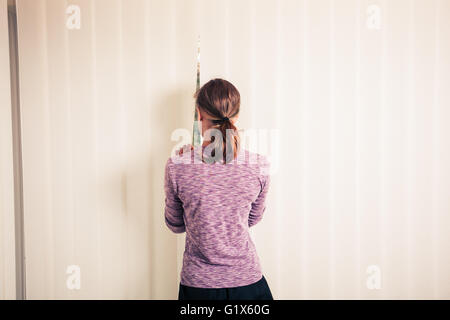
[164,158,186,233]
[248,158,271,228]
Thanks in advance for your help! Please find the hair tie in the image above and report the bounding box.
[210,116,230,124]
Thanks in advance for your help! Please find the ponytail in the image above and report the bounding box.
[218,120,240,164]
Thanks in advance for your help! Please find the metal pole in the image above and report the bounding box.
[7,0,26,300]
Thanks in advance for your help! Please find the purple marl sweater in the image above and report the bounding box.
[164,145,271,288]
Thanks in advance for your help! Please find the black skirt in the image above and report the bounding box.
[178,275,273,300]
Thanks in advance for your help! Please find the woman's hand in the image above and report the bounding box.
[175,144,194,156]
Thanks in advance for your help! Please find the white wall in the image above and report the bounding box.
[0,0,16,300]
[14,0,450,299]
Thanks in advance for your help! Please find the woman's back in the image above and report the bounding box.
[164,146,270,288]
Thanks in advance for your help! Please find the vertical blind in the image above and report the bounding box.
[4,0,450,299]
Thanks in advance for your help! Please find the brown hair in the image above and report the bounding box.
[194,78,240,163]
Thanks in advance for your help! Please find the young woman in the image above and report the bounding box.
[164,78,273,300]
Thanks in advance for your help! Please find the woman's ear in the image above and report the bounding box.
[196,106,203,121]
